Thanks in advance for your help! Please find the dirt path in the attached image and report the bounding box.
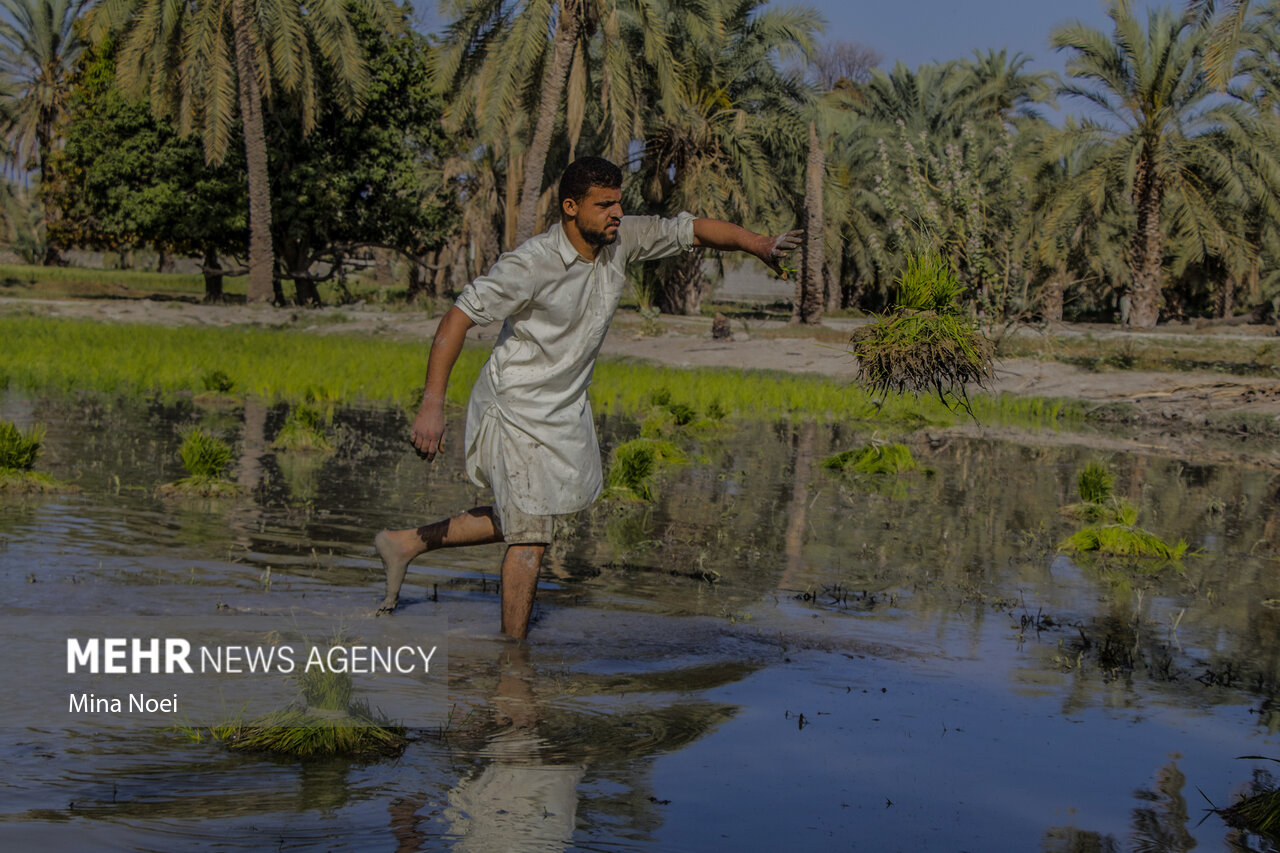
[10,296,1280,429]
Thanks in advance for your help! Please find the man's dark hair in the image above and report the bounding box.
[558,157,622,207]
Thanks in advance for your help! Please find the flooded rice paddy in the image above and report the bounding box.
[2,390,1280,851]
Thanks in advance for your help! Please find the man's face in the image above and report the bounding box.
[566,185,623,246]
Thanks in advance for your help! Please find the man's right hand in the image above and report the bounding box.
[410,398,446,461]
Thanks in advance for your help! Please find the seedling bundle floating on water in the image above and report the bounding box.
[157,427,242,497]
[272,402,333,452]
[207,665,407,758]
[1059,462,1187,563]
[822,442,919,477]
[850,251,994,414]
[0,419,70,492]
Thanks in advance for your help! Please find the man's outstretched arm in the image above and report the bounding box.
[693,219,804,278]
[411,305,477,461]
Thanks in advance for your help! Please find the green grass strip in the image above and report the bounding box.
[0,315,1079,427]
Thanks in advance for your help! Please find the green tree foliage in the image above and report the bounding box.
[45,36,246,298]
[46,20,456,305]
[265,17,458,304]
[91,0,401,303]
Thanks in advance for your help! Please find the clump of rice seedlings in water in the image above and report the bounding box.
[1064,461,1119,520]
[201,369,234,393]
[1060,480,1187,563]
[850,250,994,415]
[1062,525,1188,561]
[604,438,685,501]
[0,420,70,492]
[272,402,333,452]
[1077,461,1114,504]
[822,442,919,477]
[158,427,242,497]
[649,388,696,425]
[210,665,406,758]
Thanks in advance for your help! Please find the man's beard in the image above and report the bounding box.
[582,222,620,247]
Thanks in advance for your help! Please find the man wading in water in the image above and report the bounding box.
[375,156,801,639]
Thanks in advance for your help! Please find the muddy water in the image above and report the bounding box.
[2,391,1279,851]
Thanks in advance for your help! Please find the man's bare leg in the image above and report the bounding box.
[500,544,545,640]
[375,507,503,614]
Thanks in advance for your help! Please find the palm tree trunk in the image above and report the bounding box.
[514,0,582,246]
[792,120,825,326]
[1128,154,1162,328]
[36,116,61,266]
[1041,263,1065,322]
[232,0,276,305]
[1216,276,1236,318]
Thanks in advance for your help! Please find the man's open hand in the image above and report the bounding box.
[758,229,804,278]
[410,398,446,461]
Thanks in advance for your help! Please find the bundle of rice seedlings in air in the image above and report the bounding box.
[272,402,333,452]
[850,250,994,414]
[0,420,69,492]
[212,667,407,758]
[157,427,242,497]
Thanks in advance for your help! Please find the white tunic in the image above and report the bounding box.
[454,213,696,515]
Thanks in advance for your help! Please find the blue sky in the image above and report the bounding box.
[412,0,1168,77]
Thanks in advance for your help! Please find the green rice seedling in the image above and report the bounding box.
[639,407,678,439]
[158,428,241,497]
[0,420,43,470]
[201,369,234,393]
[0,420,74,492]
[850,250,994,415]
[604,439,685,502]
[207,660,406,758]
[1064,463,1122,520]
[1064,496,1134,523]
[180,428,233,479]
[1077,461,1115,504]
[1061,523,1187,561]
[822,442,919,477]
[0,316,1080,429]
[272,402,333,452]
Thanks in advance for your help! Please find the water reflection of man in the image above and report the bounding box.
[373,156,801,638]
[387,645,585,852]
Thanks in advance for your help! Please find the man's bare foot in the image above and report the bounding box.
[375,529,421,616]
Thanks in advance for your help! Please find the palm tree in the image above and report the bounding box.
[628,0,817,315]
[1050,2,1279,327]
[844,53,1051,320]
[1187,0,1252,89]
[789,42,882,325]
[91,0,399,303]
[433,0,682,247]
[0,0,86,263]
